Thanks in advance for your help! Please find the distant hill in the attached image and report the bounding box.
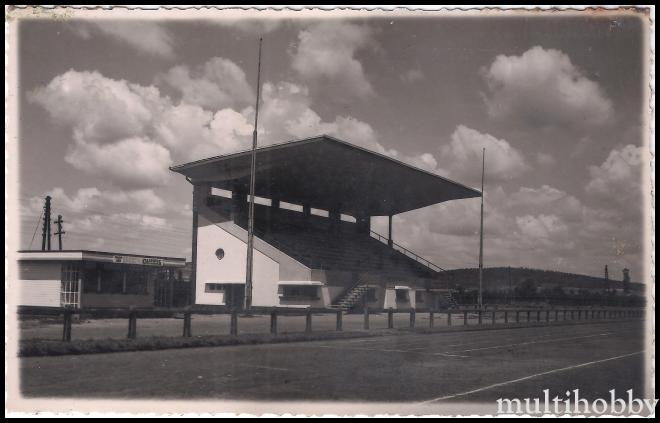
[439,267,644,293]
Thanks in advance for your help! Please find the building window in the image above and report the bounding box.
[205,283,226,293]
[101,266,125,294]
[82,262,100,294]
[126,268,148,295]
[60,263,80,308]
[280,285,319,300]
[215,248,225,260]
[396,289,409,302]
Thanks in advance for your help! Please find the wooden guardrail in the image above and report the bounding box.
[17,305,645,342]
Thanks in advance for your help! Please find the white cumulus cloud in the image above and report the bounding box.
[482,46,613,128]
[72,21,176,59]
[440,125,529,183]
[291,22,375,98]
[65,136,173,188]
[585,144,644,206]
[157,57,254,110]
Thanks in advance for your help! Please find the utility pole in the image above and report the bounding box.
[604,264,609,281]
[54,214,65,251]
[478,148,485,310]
[508,266,512,304]
[244,37,263,311]
[604,264,610,292]
[41,196,51,251]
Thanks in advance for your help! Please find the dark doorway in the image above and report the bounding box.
[224,284,246,309]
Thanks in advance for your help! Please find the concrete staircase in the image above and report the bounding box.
[330,284,370,311]
[438,289,459,308]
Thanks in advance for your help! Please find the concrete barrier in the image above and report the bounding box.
[14,305,645,343]
[270,310,278,335]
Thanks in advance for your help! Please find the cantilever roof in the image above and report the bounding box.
[170,135,481,216]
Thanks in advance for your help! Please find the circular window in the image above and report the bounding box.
[215,248,225,260]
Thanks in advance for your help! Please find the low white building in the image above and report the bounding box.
[18,250,187,309]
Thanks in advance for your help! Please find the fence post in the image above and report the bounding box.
[429,311,434,328]
[504,310,508,324]
[491,311,496,325]
[546,310,550,323]
[464,310,469,326]
[336,310,343,331]
[183,310,192,338]
[230,308,238,336]
[527,310,531,322]
[62,307,73,342]
[516,310,520,323]
[478,310,483,325]
[305,309,312,334]
[127,309,137,339]
[563,310,567,320]
[410,309,416,328]
[270,310,278,335]
[387,308,394,329]
[447,311,452,326]
[578,310,582,320]
[363,307,370,330]
[536,310,541,322]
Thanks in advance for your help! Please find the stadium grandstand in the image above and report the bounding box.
[171,135,481,311]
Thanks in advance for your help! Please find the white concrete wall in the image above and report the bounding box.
[195,197,312,307]
[384,288,396,309]
[196,213,280,306]
[19,261,61,307]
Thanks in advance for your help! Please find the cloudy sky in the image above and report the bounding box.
[16,12,649,281]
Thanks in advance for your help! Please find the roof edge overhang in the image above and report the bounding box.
[17,250,187,263]
[170,134,481,198]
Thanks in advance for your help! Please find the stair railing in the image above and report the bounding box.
[332,279,368,307]
[370,230,446,273]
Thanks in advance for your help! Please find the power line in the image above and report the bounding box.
[28,208,44,250]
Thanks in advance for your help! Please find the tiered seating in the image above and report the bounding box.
[234,205,438,279]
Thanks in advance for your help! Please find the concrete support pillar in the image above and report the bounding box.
[356,215,370,234]
[329,209,341,233]
[388,215,393,247]
[269,197,280,230]
[231,183,247,222]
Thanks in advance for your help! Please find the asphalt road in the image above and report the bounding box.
[20,320,647,410]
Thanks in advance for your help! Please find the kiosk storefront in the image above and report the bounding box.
[18,250,188,308]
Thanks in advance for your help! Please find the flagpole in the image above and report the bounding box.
[245,37,263,310]
[478,148,485,310]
